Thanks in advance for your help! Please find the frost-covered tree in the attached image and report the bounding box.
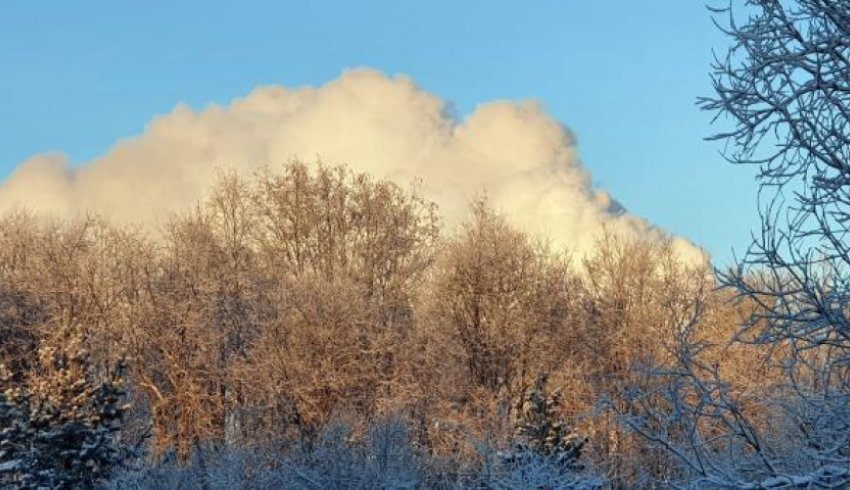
[108,415,604,490]
[422,199,577,394]
[510,373,587,470]
[488,373,598,489]
[626,1,850,487]
[0,322,130,489]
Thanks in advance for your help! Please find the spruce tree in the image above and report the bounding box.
[510,373,587,471]
[0,323,130,489]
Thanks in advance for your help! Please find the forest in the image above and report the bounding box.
[3,1,850,488]
[0,160,744,488]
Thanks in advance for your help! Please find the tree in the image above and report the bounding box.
[579,232,715,486]
[229,161,440,439]
[0,321,130,489]
[509,373,587,470]
[627,1,850,487]
[420,199,577,394]
[481,374,598,490]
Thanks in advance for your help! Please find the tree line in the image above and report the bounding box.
[4,1,850,487]
[0,160,756,488]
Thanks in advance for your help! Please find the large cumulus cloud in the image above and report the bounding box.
[0,69,703,261]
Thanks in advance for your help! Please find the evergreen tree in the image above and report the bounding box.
[509,373,587,471]
[0,323,130,489]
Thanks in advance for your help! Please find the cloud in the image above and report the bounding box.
[0,69,703,262]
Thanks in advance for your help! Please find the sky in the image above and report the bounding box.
[0,1,760,265]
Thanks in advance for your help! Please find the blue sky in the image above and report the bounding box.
[0,1,758,264]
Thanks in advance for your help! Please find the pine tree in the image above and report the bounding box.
[0,323,130,489]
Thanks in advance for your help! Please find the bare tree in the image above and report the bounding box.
[626,1,850,487]
[234,161,440,437]
[419,199,577,395]
[575,231,718,487]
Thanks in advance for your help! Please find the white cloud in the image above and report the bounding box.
[0,68,703,261]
